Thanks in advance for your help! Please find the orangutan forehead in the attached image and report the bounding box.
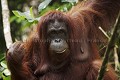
[46,16,67,23]
[47,19,67,32]
[48,19,66,26]
[43,11,69,23]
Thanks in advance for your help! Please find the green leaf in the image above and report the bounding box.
[10,16,17,23]
[30,7,34,18]
[35,17,41,21]
[3,69,11,76]
[39,6,55,16]
[12,8,36,22]
[57,3,73,12]
[0,66,4,72]
[0,71,2,77]
[12,11,26,20]
[38,0,52,12]
[22,11,34,22]
[12,11,22,17]
[61,0,78,3]
[0,53,5,62]
[2,74,11,80]
[1,61,7,68]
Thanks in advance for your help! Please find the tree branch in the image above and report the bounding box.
[1,0,13,48]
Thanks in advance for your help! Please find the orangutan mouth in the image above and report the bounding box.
[56,49,67,54]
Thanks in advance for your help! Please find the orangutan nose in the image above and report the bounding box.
[54,39,61,43]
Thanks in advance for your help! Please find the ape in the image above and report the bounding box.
[6,0,120,80]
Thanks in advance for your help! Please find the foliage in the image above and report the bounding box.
[38,0,52,12]
[0,53,10,80]
[0,60,11,80]
[12,0,76,23]
[13,7,39,23]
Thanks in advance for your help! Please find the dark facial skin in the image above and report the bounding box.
[47,19,70,65]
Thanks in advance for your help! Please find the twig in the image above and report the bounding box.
[99,26,110,39]
[114,46,119,71]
